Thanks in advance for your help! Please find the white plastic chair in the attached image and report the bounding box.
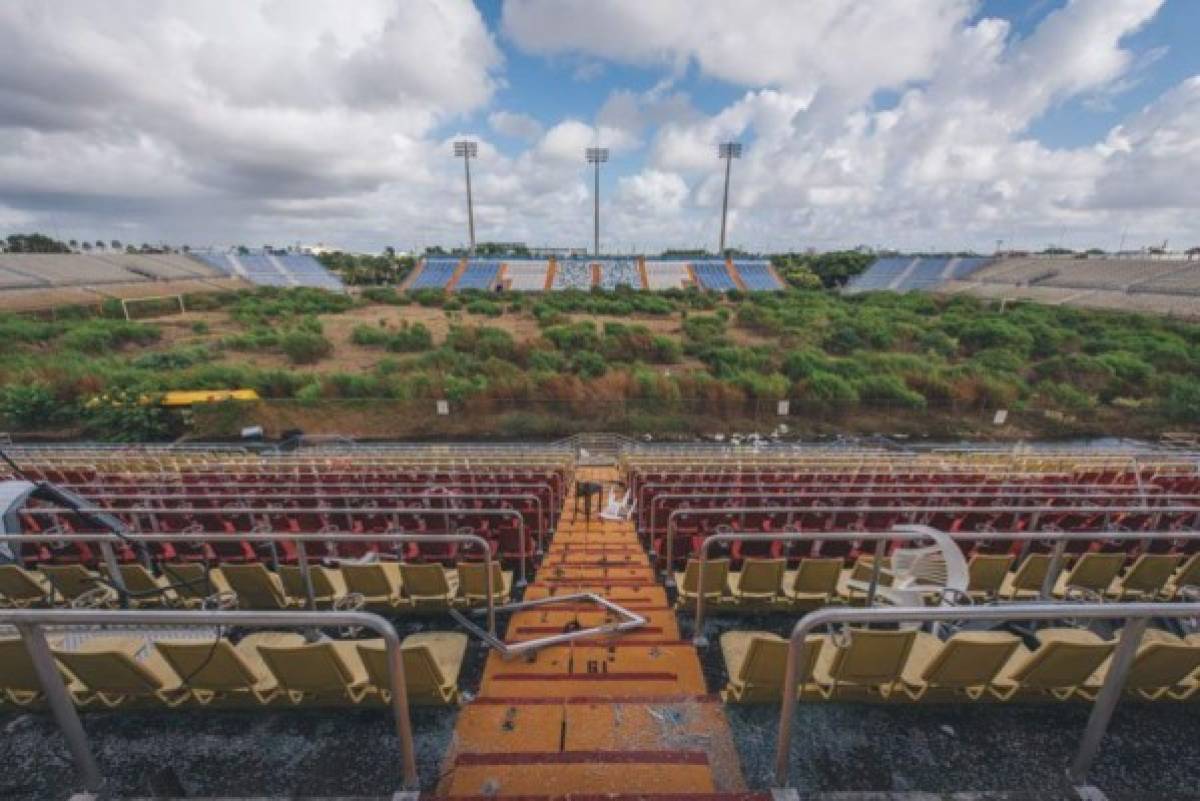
[600,487,634,521]
[853,524,969,609]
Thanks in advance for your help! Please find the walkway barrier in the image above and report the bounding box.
[771,602,1200,789]
[0,608,419,794]
[661,501,1200,582]
[21,504,533,585]
[688,527,1200,643]
[1,531,500,635]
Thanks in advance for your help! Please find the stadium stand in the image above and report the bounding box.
[552,259,593,290]
[3,443,1200,796]
[693,260,739,291]
[734,260,783,291]
[186,251,343,291]
[503,259,550,291]
[941,257,1200,318]
[273,253,344,291]
[844,256,915,293]
[408,258,459,290]
[454,259,501,291]
[595,259,641,290]
[644,261,691,290]
[0,253,250,312]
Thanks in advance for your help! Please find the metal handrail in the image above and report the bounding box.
[38,489,551,544]
[2,608,419,793]
[20,506,535,586]
[1,531,500,635]
[631,479,1198,530]
[660,502,1200,577]
[687,528,1200,643]
[638,486,1200,532]
[772,602,1200,789]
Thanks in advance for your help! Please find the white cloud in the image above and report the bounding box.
[489,110,544,142]
[0,0,1195,253]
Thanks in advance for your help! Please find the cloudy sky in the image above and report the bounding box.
[1,0,1198,253]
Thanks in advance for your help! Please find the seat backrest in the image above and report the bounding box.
[278,566,338,599]
[680,558,729,594]
[459,562,502,597]
[792,558,841,594]
[1012,553,1051,590]
[53,649,164,694]
[1124,640,1200,689]
[163,563,213,600]
[738,558,786,594]
[0,637,43,692]
[1012,639,1114,688]
[399,563,451,597]
[830,629,916,684]
[358,642,446,697]
[1122,555,1179,593]
[737,635,787,689]
[222,564,285,609]
[967,555,1013,593]
[118,565,161,594]
[342,563,396,597]
[922,632,1021,688]
[156,640,256,691]
[1175,554,1200,588]
[40,565,97,599]
[1066,553,1126,589]
[0,565,45,601]
[258,641,353,693]
[889,526,969,596]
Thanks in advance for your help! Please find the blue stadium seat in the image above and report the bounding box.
[734,261,781,291]
[409,259,459,290]
[693,261,738,291]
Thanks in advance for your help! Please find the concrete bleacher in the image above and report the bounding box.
[733,260,782,291]
[186,251,343,291]
[596,259,641,290]
[504,260,550,292]
[693,260,738,291]
[455,260,501,291]
[844,257,914,293]
[1131,263,1200,296]
[553,260,593,290]
[644,261,691,290]
[273,253,344,291]
[409,258,459,290]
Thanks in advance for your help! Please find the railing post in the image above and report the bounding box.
[866,537,886,606]
[516,515,528,589]
[97,540,128,607]
[1068,616,1147,785]
[15,622,104,794]
[693,538,708,648]
[1040,539,1067,601]
[384,628,420,789]
[295,540,316,611]
[663,511,677,586]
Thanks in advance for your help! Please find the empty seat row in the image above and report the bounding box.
[0,630,467,709]
[0,560,512,612]
[733,260,781,291]
[409,259,459,289]
[692,261,738,291]
[676,552,1200,612]
[722,624,1200,704]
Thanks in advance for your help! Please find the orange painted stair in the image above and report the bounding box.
[437,467,747,797]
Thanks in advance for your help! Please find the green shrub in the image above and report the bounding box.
[0,314,59,343]
[1161,377,1200,423]
[351,324,391,347]
[130,347,212,371]
[854,374,926,408]
[466,299,504,317]
[361,287,410,305]
[571,351,607,378]
[190,321,210,335]
[387,322,433,352]
[0,384,68,429]
[800,371,859,405]
[61,320,161,353]
[279,330,333,364]
[1039,381,1097,415]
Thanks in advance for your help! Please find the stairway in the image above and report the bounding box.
[436,466,748,798]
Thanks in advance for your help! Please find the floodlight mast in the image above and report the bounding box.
[586,147,609,256]
[718,142,742,255]
[453,140,478,255]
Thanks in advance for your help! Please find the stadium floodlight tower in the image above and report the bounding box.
[586,147,609,256]
[717,141,742,254]
[453,140,478,255]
